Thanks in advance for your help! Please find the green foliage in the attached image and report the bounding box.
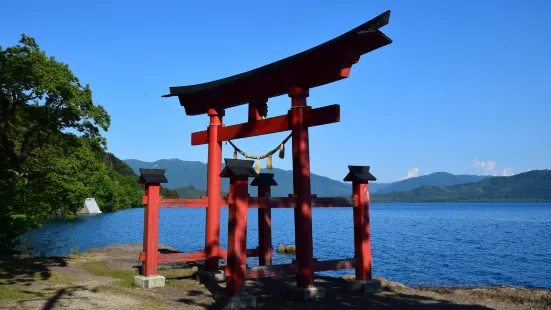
[173,185,206,198]
[81,261,138,287]
[160,187,179,198]
[0,35,142,252]
[101,151,136,177]
[371,170,551,203]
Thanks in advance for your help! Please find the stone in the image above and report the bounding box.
[195,270,226,283]
[216,294,257,309]
[287,285,326,301]
[134,275,166,288]
[346,279,382,294]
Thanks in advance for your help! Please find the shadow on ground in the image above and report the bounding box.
[181,273,494,310]
[0,254,67,286]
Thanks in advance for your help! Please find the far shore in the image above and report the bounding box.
[1,243,550,309]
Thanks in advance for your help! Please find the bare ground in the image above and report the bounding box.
[1,243,550,309]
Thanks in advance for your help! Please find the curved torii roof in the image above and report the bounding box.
[163,10,392,116]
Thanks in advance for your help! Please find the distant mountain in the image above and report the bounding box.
[376,172,489,194]
[371,170,551,203]
[173,186,208,198]
[102,155,179,198]
[124,158,388,197]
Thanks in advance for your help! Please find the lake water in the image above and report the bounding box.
[22,203,551,289]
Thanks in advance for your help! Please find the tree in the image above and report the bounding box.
[0,35,112,251]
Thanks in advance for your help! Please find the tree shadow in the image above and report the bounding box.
[18,285,100,310]
[0,254,67,285]
[243,275,495,310]
[182,273,495,309]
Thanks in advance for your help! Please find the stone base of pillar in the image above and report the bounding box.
[287,285,326,301]
[134,275,166,288]
[346,279,381,294]
[195,270,226,283]
[215,294,257,309]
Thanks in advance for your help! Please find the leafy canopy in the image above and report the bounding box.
[0,35,144,252]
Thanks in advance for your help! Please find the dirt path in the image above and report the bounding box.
[1,243,550,309]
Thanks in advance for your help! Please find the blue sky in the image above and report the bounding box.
[2,0,550,182]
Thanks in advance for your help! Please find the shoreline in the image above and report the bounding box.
[2,243,550,309]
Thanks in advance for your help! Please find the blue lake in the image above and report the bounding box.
[22,203,551,289]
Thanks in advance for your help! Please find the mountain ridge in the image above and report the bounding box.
[377,172,489,194]
[371,170,551,203]
[123,158,493,198]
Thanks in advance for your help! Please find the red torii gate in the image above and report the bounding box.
[135,9,392,304]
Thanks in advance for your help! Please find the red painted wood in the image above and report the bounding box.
[190,104,340,145]
[206,108,223,270]
[158,196,355,208]
[353,182,372,280]
[314,258,356,272]
[245,258,357,279]
[226,177,249,296]
[289,87,315,288]
[143,184,160,276]
[246,248,260,258]
[142,186,149,272]
[139,251,206,263]
[257,186,273,266]
[248,101,261,122]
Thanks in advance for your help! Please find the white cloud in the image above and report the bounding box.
[472,157,485,168]
[502,168,514,176]
[401,168,420,180]
[486,160,496,174]
[472,157,514,176]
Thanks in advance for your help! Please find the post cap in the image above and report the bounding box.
[220,159,259,178]
[138,168,168,184]
[251,173,278,186]
[343,165,377,182]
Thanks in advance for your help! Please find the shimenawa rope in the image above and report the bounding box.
[228,133,292,173]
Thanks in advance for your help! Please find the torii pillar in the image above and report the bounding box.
[288,87,320,299]
[135,168,168,289]
[206,108,225,270]
[251,173,278,266]
[220,159,258,308]
[343,165,381,293]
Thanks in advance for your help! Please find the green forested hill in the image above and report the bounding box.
[101,151,179,198]
[371,170,551,202]
[376,172,488,194]
[124,158,389,196]
[0,35,172,251]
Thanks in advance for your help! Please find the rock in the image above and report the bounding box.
[277,244,297,254]
[340,275,409,292]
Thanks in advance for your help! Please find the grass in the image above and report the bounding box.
[71,249,84,256]
[81,261,138,287]
[0,285,34,301]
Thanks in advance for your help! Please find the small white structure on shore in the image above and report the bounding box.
[78,198,102,214]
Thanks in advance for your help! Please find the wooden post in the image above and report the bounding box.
[343,166,377,280]
[138,169,168,277]
[220,159,258,296]
[251,173,278,266]
[206,108,224,270]
[289,87,314,288]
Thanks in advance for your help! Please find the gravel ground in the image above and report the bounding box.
[1,243,549,309]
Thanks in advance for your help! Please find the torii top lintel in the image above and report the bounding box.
[163,10,392,116]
